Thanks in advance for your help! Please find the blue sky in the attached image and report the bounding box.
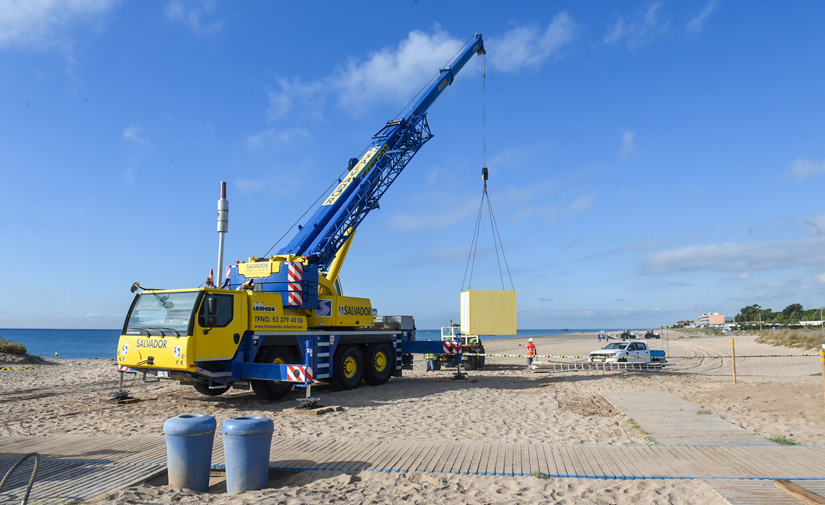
[2,1,825,330]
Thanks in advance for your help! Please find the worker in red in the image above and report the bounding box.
[525,338,536,368]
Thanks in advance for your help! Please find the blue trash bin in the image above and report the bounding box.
[221,416,274,493]
[163,414,216,492]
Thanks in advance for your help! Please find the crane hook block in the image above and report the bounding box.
[481,166,488,181]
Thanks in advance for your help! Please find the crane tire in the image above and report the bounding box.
[193,382,230,396]
[251,345,298,401]
[332,345,364,390]
[364,343,393,386]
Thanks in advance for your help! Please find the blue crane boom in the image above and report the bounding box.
[227,34,484,310]
[279,34,485,269]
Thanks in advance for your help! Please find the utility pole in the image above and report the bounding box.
[820,307,824,342]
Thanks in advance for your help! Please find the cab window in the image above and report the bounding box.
[198,294,234,328]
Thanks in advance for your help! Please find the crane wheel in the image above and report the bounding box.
[251,345,298,401]
[364,342,393,386]
[332,345,364,390]
[193,382,230,396]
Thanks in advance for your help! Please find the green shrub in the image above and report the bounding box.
[0,338,27,355]
[766,435,797,446]
[756,328,825,350]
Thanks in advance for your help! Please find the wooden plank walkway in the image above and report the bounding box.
[0,436,168,505]
[2,390,824,504]
[2,435,825,503]
[600,390,825,503]
[601,391,771,446]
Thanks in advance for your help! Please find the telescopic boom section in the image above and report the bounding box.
[278,34,485,269]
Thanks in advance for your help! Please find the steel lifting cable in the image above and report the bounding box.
[261,163,354,259]
[462,53,515,292]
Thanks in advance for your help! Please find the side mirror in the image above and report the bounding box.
[205,295,218,327]
[130,282,141,293]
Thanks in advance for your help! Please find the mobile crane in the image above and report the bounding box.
[116,34,485,400]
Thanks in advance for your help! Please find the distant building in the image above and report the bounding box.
[696,312,725,326]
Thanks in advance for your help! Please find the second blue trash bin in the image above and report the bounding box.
[221,416,274,493]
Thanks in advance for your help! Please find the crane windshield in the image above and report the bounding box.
[124,291,201,336]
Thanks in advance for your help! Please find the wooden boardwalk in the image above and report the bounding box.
[2,435,825,503]
[1,391,823,504]
[601,391,772,446]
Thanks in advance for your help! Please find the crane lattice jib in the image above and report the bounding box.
[307,115,433,268]
[278,34,485,267]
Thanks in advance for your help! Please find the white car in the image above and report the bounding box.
[589,340,665,363]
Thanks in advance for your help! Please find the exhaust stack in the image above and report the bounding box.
[217,181,229,287]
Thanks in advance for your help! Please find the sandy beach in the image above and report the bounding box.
[2,330,824,504]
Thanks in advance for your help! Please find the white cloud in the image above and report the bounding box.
[605,2,670,49]
[164,0,222,34]
[335,28,465,114]
[266,28,466,119]
[620,130,636,158]
[643,237,825,274]
[120,161,135,185]
[267,22,575,121]
[122,124,145,144]
[570,194,594,213]
[245,127,308,149]
[267,77,329,121]
[235,176,302,197]
[413,244,471,265]
[390,200,478,232]
[0,0,116,49]
[786,158,825,180]
[426,165,441,185]
[489,12,577,73]
[686,0,718,34]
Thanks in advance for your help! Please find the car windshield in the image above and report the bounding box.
[125,291,200,335]
[604,342,628,350]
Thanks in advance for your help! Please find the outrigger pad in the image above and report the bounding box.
[106,389,140,404]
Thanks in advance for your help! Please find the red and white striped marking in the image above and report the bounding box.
[288,262,303,306]
[443,341,461,354]
[287,262,302,282]
[117,365,133,372]
[286,365,312,382]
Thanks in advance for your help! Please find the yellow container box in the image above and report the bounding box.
[460,290,517,335]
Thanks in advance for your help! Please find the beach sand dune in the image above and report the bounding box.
[2,330,823,503]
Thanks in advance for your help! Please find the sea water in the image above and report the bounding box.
[1,328,617,360]
[0,328,121,360]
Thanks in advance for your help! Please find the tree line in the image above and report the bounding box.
[734,303,823,324]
